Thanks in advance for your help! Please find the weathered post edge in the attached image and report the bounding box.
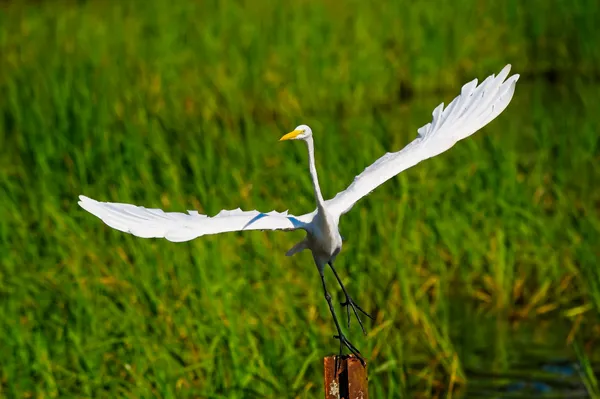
[324,355,368,399]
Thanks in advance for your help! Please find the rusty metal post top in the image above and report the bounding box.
[324,355,369,399]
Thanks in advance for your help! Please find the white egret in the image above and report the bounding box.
[78,65,519,365]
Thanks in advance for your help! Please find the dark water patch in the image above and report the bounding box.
[466,360,591,398]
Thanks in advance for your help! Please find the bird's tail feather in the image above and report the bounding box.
[286,239,308,256]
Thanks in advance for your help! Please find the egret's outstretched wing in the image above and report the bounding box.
[326,64,519,217]
[78,195,312,242]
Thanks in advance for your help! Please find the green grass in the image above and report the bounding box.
[0,0,599,397]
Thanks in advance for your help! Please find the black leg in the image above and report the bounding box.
[328,261,374,335]
[319,270,365,369]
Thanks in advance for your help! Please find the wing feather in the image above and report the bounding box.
[78,195,312,242]
[326,64,519,217]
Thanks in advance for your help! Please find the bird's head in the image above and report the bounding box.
[279,124,313,142]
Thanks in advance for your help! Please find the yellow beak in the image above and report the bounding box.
[279,130,302,141]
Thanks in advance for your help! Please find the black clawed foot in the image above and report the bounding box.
[334,333,365,369]
[320,266,368,372]
[340,295,374,335]
[327,261,374,335]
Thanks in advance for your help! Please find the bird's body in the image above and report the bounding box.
[304,208,342,269]
[78,65,520,365]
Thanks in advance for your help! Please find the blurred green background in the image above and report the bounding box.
[1,0,599,397]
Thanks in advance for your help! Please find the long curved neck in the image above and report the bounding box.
[305,136,326,211]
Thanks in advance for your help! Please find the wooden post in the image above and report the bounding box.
[324,355,369,399]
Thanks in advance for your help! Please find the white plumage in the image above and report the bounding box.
[325,64,519,217]
[79,65,519,364]
[78,197,312,242]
